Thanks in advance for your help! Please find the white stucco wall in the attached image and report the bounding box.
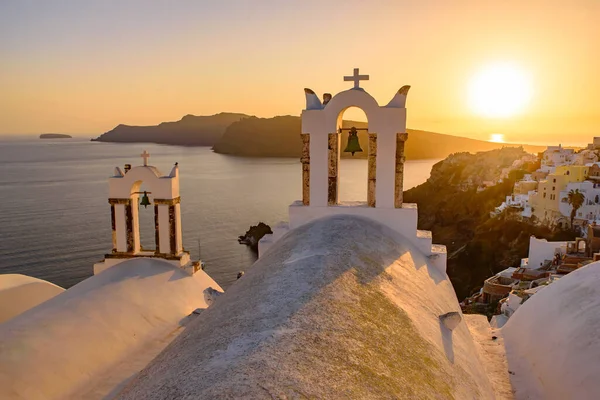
[527,236,567,269]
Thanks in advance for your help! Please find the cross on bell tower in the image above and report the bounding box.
[140,150,150,166]
[344,68,369,89]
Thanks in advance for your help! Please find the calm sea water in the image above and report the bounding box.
[0,138,439,289]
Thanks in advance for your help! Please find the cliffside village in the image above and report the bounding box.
[464,138,600,325]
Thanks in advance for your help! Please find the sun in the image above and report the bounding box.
[490,133,505,143]
[468,63,533,118]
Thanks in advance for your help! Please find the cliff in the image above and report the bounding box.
[404,148,573,300]
[212,115,544,159]
[92,112,248,146]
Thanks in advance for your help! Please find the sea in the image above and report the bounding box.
[0,138,439,290]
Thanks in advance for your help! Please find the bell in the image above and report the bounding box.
[343,127,363,156]
[139,191,151,208]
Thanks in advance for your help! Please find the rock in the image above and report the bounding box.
[440,311,462,331]
[238,222,272,252]
[203,287,223,306]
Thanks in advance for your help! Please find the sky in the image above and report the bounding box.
[1,0,599,145]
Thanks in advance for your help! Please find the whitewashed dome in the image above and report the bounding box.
[0,274,64,323]
[503,263,600,400]
[0,258,221,400]
[118,215,496,399]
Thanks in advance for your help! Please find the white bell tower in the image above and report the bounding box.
[259,69,447,274]
[93,152,201,275]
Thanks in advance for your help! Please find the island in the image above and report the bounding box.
[93,112,545,160]
[40,134,72,139]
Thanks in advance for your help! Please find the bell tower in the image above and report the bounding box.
[258,69,447,274]
[93,152,200,275]
[300,67,409,208]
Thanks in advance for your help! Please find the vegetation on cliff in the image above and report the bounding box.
[91,112,247,146]
[404,147,574,300]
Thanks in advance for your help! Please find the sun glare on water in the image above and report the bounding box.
[468,63,533,118]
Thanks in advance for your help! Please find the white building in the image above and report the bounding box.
[521,236,568,270]
[559,180,600,224]
[572,149,598,165]
[541,144,574,168]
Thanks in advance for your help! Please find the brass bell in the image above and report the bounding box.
[343,127,363,156]
[139,191,151,208]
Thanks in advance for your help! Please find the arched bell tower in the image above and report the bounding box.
[259,69,447,274]
[300,68,410,208]
[93,151,200,275]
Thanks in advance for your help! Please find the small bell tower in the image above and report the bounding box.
[93,151,201,275]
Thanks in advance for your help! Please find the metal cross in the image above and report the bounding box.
[140,150,150,166]
[344,68,369,89]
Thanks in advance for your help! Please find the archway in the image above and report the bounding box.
[300,73,410,209]
[134,182,156,252]
[337,106,370,203]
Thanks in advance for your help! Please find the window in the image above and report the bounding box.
[552,187,555,191]
[543,193,547,198]
[553,179,556,183]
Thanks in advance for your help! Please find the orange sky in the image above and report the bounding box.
[1,0,598,145]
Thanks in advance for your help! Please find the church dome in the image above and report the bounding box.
[503,263,600,400]
[0,274,64,323]
[118,215,497,399]
[0,258,221,400]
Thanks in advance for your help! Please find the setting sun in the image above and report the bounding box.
[489,133,505,143]
[468,63,533,118]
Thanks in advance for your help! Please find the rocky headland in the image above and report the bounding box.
[93,112,544,160]
[91,112,247,146]
[238,222,273,252]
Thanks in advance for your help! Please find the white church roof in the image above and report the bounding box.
[0,274,64,324]
[0,258,222,400]
[118,215,500,399]
[503,262,600,400]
